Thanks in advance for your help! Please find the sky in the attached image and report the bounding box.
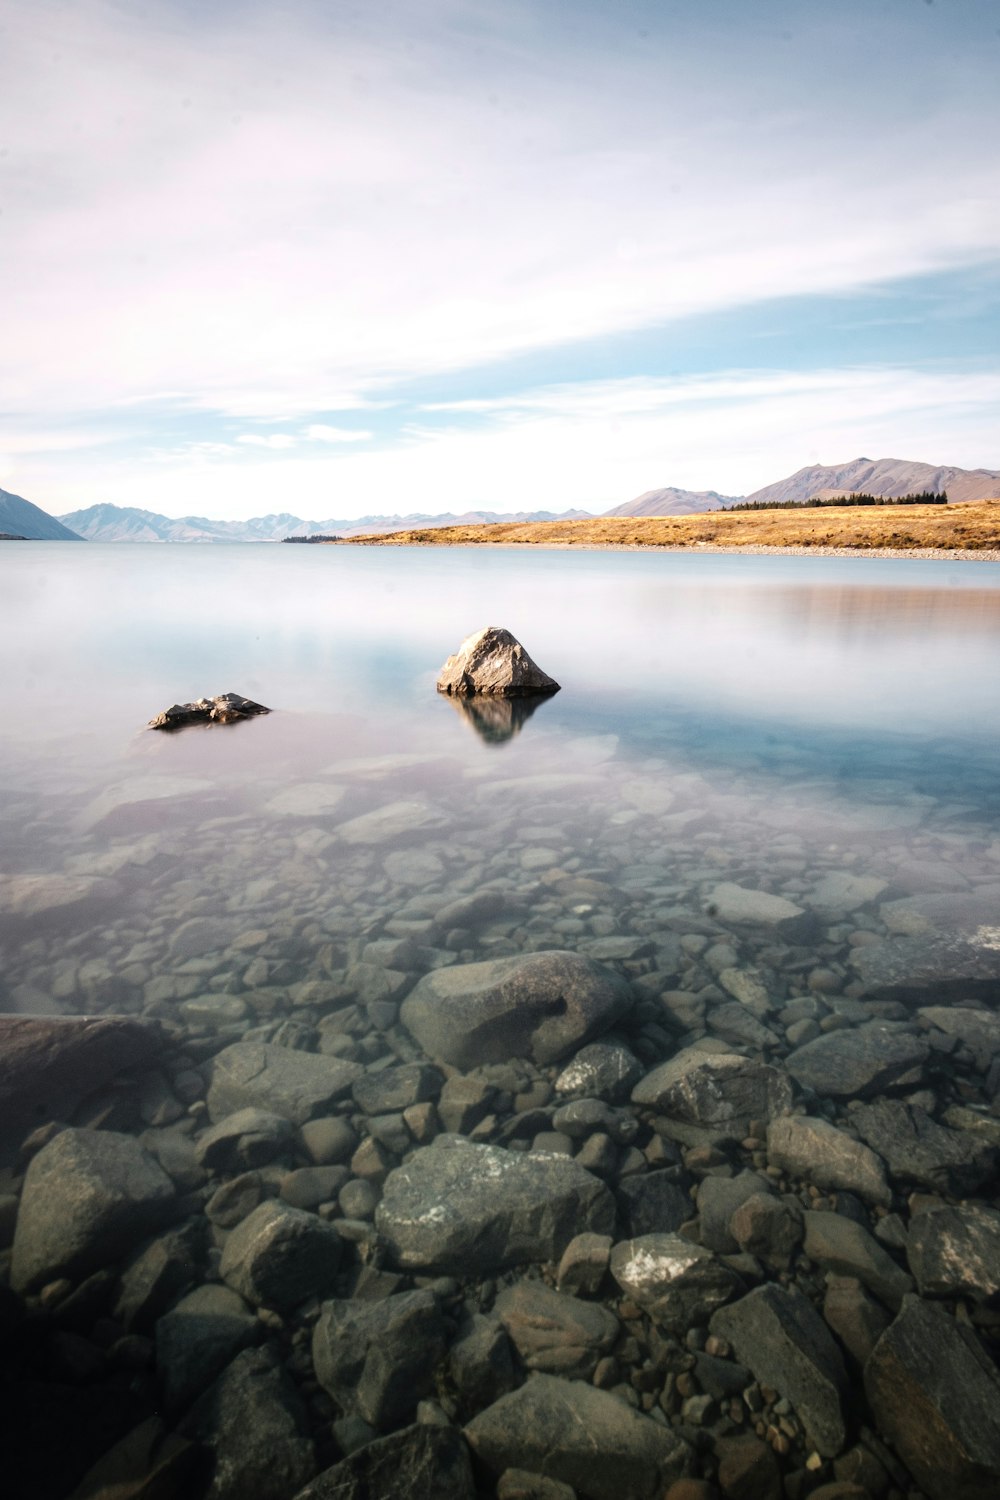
[1,0,999,521]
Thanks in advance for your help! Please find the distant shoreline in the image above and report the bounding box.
[326,502,1000,557]
[459,542,1000,561]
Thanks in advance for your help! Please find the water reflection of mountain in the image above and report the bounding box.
[443,692,552,745]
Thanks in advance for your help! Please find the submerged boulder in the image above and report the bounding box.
[436,626,559,697]
[12,1127,177,1293]
[401,950,634,1069]
[464,1374,692,1499]
[710,1284,850,1457]
[632,1050,792,1135]
[864,1294,1000,1500]
[375,1137,615,1273]
[148,693,270,730]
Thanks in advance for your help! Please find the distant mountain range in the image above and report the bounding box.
[609,457,1000,517]
[3,456,998,541]
[57,503,592,543]
[606,486,741,517]
[743,457,1000,509]
[0,487,84,541]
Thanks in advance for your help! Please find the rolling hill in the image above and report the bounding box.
[742,457,1000,508]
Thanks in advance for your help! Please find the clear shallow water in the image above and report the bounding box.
[1,541,999,1016]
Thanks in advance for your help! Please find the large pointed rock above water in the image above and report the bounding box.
[436,625,559,697]
[400,950,634,1068]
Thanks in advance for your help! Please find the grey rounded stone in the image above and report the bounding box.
[553,1041,643,1102]
[907,1204,1000,1303]
[207,1042,363,1127]
[155,1283,260,1412]
[339,1178,380,1220]
[400,951,634,1069]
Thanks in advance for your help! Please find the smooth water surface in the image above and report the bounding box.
[2,541,999,1017]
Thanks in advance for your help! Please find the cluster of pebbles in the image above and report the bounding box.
[1,729,1000,1500]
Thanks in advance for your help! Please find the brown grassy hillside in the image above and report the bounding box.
[331,500,1000,552]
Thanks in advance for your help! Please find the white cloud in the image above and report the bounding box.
[304,425,373,444]
[236,433,297,449]
[18,366,1000,520]
[0,0,997,431]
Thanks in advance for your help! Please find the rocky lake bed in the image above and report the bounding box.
[2,725,1000,1500]
[3,544,1000,1500]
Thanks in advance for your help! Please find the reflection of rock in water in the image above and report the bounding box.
[444,692,550,745]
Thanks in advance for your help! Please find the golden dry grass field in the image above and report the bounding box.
[333,500,1000,553]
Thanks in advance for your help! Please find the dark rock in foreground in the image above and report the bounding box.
[64,1417,200,1500]
[11,1127,176,1293]
[292,1424,475,1500]
[0,1014,163,1159]
[312,1290,447,1430]
[864,1294,1000,1500]
[374,1138,615,1273]
[155,1283,260,1412]
[179,1345,316,1500]
[148,692,270,730]
[710,1284,850,1457]
[218,1200,343,1311]
[464,1373,692,1499]
[436,625,559,697]
[400,950,634,1069]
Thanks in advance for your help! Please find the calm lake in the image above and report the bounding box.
[2,541,999,1020]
